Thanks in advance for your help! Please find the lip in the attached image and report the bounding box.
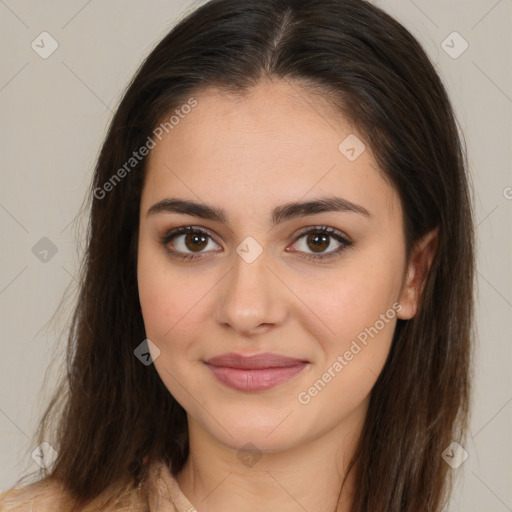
[204,352,309,392]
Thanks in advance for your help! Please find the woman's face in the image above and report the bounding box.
[137,79,422,453]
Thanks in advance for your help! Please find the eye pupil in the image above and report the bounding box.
[186,233,208,251]
[307,233,329,252]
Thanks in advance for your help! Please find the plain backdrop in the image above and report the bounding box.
[1,0,511,510]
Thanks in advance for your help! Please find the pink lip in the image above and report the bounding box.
[204,352,309,392]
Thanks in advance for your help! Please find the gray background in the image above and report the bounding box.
[0,0,511,510]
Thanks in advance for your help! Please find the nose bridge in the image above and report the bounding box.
[214,243,288,334]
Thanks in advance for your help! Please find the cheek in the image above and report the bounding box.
[299,251,403,337]
[137,248,203,405]
[294,278,401,426]
[293,247,404,387]
[137,242,215,363]
[137,241,188,342]
[138,279,199,355]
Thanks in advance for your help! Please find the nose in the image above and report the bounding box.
[214,248,289,336]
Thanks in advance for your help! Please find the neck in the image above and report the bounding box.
[176,413,363,512]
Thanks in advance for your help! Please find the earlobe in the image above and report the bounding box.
[397,227,439,320]
[396,286,417,320]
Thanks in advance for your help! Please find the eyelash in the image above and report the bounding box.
[160,225,353,262]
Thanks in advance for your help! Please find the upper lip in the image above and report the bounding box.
[204,352,309,369]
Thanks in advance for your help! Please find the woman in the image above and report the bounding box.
[0,0,474,510]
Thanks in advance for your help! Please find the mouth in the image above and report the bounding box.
[204,352,310,392]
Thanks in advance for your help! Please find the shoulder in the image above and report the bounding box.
[0,478,146,512]
[0,478,68,511]
[0,460,186,512]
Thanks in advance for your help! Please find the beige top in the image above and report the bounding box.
[0,460,197,512]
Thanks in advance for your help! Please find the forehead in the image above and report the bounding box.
[142,79,398,223]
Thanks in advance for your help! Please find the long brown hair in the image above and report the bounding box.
[22,0,474,510]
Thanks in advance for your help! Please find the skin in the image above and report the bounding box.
[137,78,437,512]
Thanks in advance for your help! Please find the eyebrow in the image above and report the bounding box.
[146,196,371,226]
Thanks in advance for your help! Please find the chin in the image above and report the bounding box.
[196,404,311,453]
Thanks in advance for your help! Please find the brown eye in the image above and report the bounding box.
[289,226,353,262]
[183,232,209,252]
[305,232,330,253]
[161,226,220,260]
[161,225,353,263]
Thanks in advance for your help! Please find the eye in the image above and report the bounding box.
[288,226,353,262]
[161,226,220,261]
[160,225,353,262]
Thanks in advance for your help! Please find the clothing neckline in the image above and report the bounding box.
[147,459,197,512]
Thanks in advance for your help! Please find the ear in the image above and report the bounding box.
[397,227,439,320]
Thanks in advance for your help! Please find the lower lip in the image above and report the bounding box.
[205,363,308,392]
